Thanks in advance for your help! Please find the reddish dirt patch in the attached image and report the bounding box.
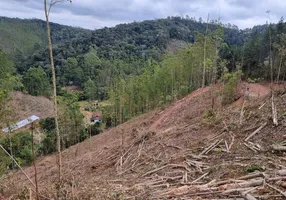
[149,87,211,132]
[245,83,270,97]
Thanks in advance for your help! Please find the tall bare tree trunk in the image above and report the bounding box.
[269,28,273,84]
[44,0,62,189]
[31,122,39,200]
[267,11,273,84]
[202,14,209,88]
[276,55,282,83]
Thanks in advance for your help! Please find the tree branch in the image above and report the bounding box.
[48,0,69,17]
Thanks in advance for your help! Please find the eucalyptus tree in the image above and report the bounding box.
[43,0,71,193]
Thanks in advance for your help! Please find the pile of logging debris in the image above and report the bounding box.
[155,170,286,199]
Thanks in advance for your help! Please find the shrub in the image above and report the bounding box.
[244,164,263,173]
[222,70,242,105]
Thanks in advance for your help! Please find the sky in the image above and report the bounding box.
[0,0,285,30]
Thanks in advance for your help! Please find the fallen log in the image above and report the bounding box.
[271,93,278,126]
[240,100,246,125]
[245,122,267,142]
[244,142,258,153]
[191,172,209,184]
[272,144,286,151]
[238,172,264,180]
[218,179,264,190]
[200,139,223,155]
[266,183,286,198]
[141,165,169,177]
[240,191,257,200]
[223,187,254,194]
[277,169,286,176]
[278,181,286,188]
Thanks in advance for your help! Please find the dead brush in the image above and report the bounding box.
[201,108,222,127]
[133,130,156,145]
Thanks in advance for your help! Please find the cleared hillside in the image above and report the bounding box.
[1,82,286,199]
[8,91,54,121]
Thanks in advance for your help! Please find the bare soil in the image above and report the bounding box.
[8,91,54,121]
[1,83,286,200]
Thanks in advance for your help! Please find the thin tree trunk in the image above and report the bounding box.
[8,127,14,169]
[269,26,273,84]
[202,14,209,88]
[31,122,39,200]
[212,43,218,84]
[276,55,282,83]
[44,0,62,190]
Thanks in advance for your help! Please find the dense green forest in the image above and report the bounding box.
[0,17,91,58]
[1,16,286,172]
[16,16,247,99]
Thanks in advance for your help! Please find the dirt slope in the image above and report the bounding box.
[8,91,54,121]
[1,83,286,200]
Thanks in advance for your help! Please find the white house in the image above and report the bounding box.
[2,115,40,133]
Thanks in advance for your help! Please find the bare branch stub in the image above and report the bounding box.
[48,0,72,16]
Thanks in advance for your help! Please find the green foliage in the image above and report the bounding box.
[0,149,11,176]
[108,27,221,125]
[89,123,103,136]
[84,79,97,100]
[0,131,36,169]
[40,98,86,153]
[0,51,15,80]
[40,131,56,155]
[0,50,22,92]
[40,117,56,132]
[58,96,85,149]
[0,50,22,131]
[15,17,245,101]
[22,66,51,96]
[244,164,264,173]
[0,17,91,60]
[222,70,242,105]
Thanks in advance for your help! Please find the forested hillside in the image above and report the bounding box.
[0,17,91,57]
[16,17,247,99]
[1,15,286,169]
[2,16,286,126]
[1,13,286,199]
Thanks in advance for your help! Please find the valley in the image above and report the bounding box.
[0,2,286,199]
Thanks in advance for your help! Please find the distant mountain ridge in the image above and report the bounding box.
[0,16,92,56]
[17,16,250,71]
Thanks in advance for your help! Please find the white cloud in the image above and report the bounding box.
[0,0,285,29]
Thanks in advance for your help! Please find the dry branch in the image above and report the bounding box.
[266,183,286,198]
[238,173,264,180]
[240,191,258,200]
[245,122,267,141]
[222,187,254,194]
[228,133,235,151]
[272,144,286,151]
[243,143,258,153]
[200,139,223,155]
[240,100,246,125]
[277,169,286,176]
[218,179,264,190]
[271,94,278,126]
[141,165,169,177]
[258,102,266,110]
[191,172,209,184]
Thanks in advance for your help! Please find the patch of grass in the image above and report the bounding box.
[244,164,264,173]
[201,109,222,127]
